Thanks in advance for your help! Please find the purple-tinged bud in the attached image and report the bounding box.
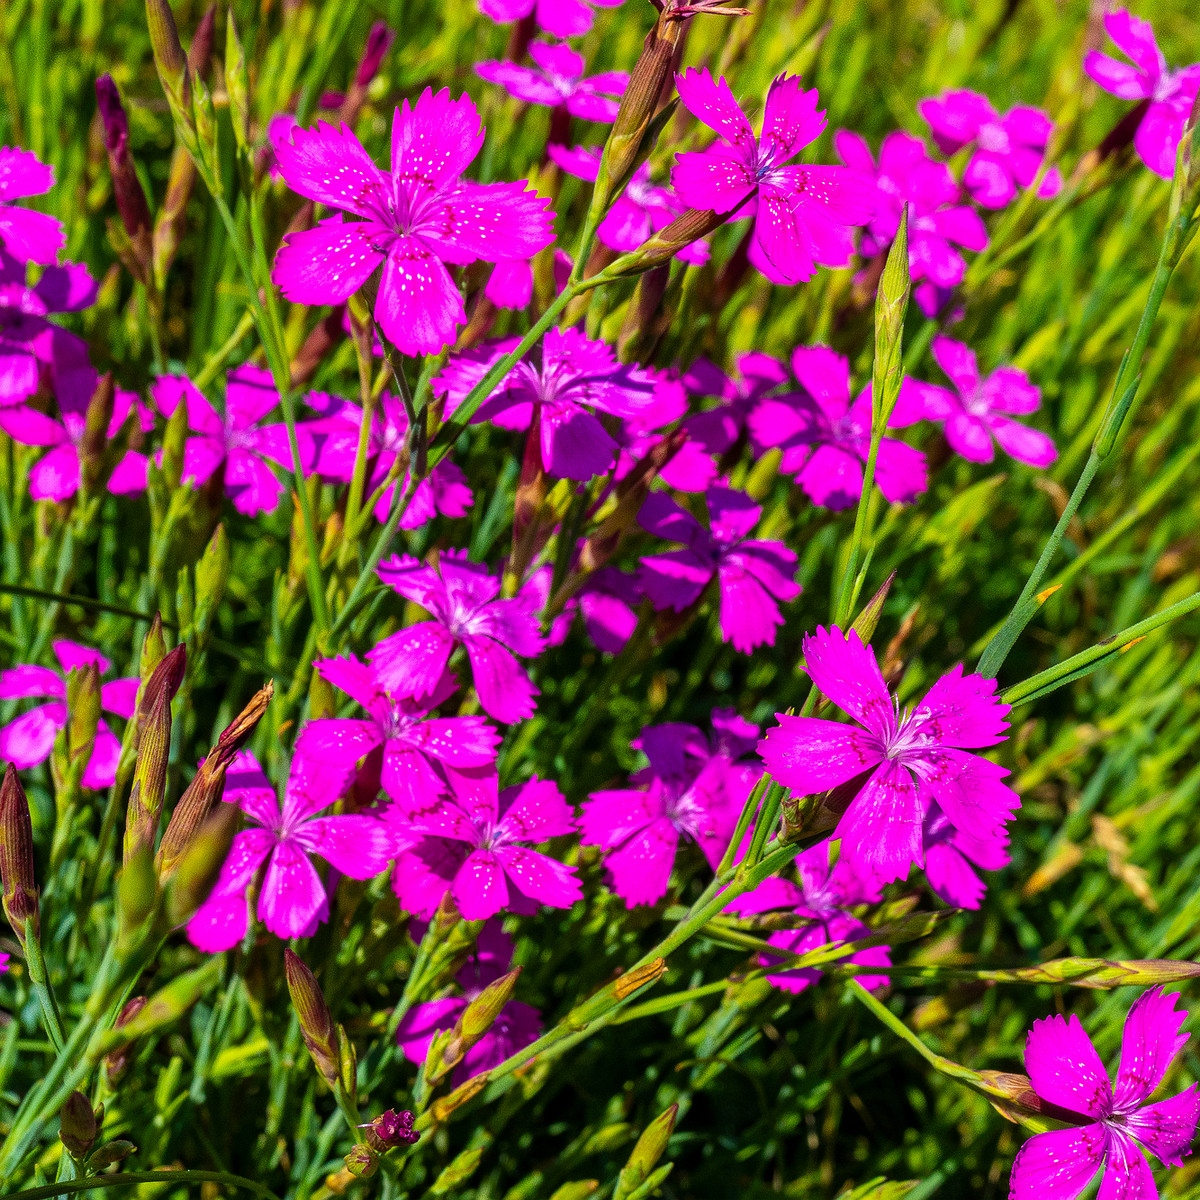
[356,22,395,87]
[606,206,739,278]
[0,764,39,946]
[59,1092,99,1159]
[344,1144,378,1179]
[95,75,153,253]
[52,664,101,796]
[615,1105,677,1200]
[144,0,190,110]
[123,679,172,864]
[102,996,148,1084]
[152,146,196,289]
[85,1140,136,1172]
[137,643,186,733]
[285,949,340,1088]
[361,1109,419,1151]
[187,3,217,80]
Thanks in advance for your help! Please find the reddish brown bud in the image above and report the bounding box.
[0,764,39,945]
[59,1092,99,1159]
[95,75,153,254]
[102,996,148,1083]
[285,950,339,1087]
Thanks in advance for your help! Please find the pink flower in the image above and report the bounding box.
[749,345,928,511]
[548,145,708,264]
[187,750,394,950]
[0,147,66,265]
[834,129,988,316]
[759,626,1019,886]
[671,70,874,285]
[1010,987,1200,1200]
[0,641,137,789]
[435,327,655,481]
[918,90,1062,209]
[897,335,1056,468]
[581,711,760,906]
[391,773,581,921]
[1084,9,1200,179]
[296,655,500,811]
[727,841,890,993]
[923,809,1009,910]
[151,365,305,516]
[368,551,546,724]
[638,485,801,653]
[477,0,623,39]
[0,366,150,501]
[483,250,573,310]
[307,391,473,527]
[476,43,628,123]
[679,353,789,460]
[0,951,9,973]
[395,922,542,1081]
[272,89,554,357]
[613,371,718,493]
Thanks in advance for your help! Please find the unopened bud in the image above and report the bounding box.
[337,1024,358,1101]
[102,996,148,1084]
[86,1140,137,1172]
[123,681,172,864]
[145,0,190,112]
[615,1105,677,1200]
[0,764,39,945]
[871,204,910,431]
[609,207,731,277]
[138,643,186,731]
[163,802,239,921]
[285,950,339,1088]
[430,1145,485,1193]
[95,76,152,261]
[224,12,250,151]
[59,1092,99,1159]
[152,146,197,289]
[139,615,168,684]
[190,72,222,189]
[549,1184,599,1200]
[195,522,230,629]
[343,1144,378,1179]
[434,968,520,1081]
[361,1109,419,1151]
[356,22,395,87]
[53,665,101,795]
[116,843,158,953]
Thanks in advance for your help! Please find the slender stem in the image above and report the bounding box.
[23,923,64,1054]
[3,1171,281,1200]
[833,434,883,628]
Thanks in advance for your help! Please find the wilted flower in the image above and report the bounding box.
[477,43,629,123]
[272,89,554,356]
[1084,8,1200,178]
[0,641,137,789]
[897,335,1056,468]
[759,626,1019,886]
[638,485,801,653]
[187,750,393,949]
[1010,987,1200,1199]
[391,773,581,920]
[671,70,875,284]
[750,345,927,511]
[0,146,66,264]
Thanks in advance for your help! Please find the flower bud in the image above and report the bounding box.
[116,843,158,953]
[162,802,240,922]
[53,665,101,796]
[138,644,187,732]
[85,1140,137,1173]
[549,1184,599,1200]
[435,968,520,1081]
[615,1105,677,1200]
[95,75,153,267]
[155,681,271,876]
[194,522,230,635]
[343,1144,378,1179]
[145,0,190,111]
[123,679,172,864]
[0,764,39,946]
[608,207,732,278]
[337,1024,358,1102]
[285,949,339,1088]
[102,996,148,1084]
[224,12,250,151]
[871,204,910,431]
[430,1145,485,1193]
[139,614,168,685]
[356,22,395,87]
[152,146,197,289]
[59,1092,99,1159]
[361,1109,419,1151]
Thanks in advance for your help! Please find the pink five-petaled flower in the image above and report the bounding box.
[726,840,890,994]
[671,70,874,285]
[187,750,394,950]
[1084,9,1200,179]
[395,922,542,1082]
[580,712,760,907]
[917,90,1063,209]
[639,485,801,653]
[548,145,708,265]
[0,366,149,501]
[390,773,581,921]
[151,365,304,516]
[478,0,622,39]
[434,327,655,481]
[834,129,989,316]
[368,551,546,724]
[0,147,66,265]
[759,626,1019,886]
[296,656,500,812]
[272,89,554,357]
[897,335,1056,469]
[1010,987,1200,1200]
[750,345,927,511]
[476,44,629,124]
[0,641,137,789]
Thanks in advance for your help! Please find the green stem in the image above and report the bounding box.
[23,923,64,1054]
[2,1171,281,1200]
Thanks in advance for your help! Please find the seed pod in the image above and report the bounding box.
[285,950,339,1088]
[0,764,39,946]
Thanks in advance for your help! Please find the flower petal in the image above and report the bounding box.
[494,845,581,910]
[462,636,538,724]
[452,849,510,920]
[258,840,327,940]
[375,236,466,357]
[1025,1013,1113,1118]
[1122,1085,1200,1167]
[802,624,894,741]
[1113,986,1192,1111]
[1008,1125,1107,1200]
[275,120,392,218]
[835,760,925,885]
[758,714,884,794]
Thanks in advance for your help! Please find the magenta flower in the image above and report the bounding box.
[391,772,581,920]
[548,145,707,264]
[898,335,1056,468]
[1084,9,1200,179]
[296,655,500,811]
[395,923,541,1082]
[484,249,573,311]
[834,129,988,315]
[368,551,546,724]
[759,626,1019,886]
[476,44,628,124]
[435,327,655,481]
[1010,987,1200,1200]
[681,353,788,452]
[749,346,927,511]
[0,641,137,789]
[671,70,874,285]
[0,366,150,501]
[728,842,890,993]
[272,89,554,356]
[478,0,623,38]
[150,365,305,516]
[918,90,1062,209]
[187,750,394,950]
[611,372,719,494]
[638,485,801,652]
[581,711,760,906]
[308,391,473,527]
[0,147,65,265]
[923,808,1009,910]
